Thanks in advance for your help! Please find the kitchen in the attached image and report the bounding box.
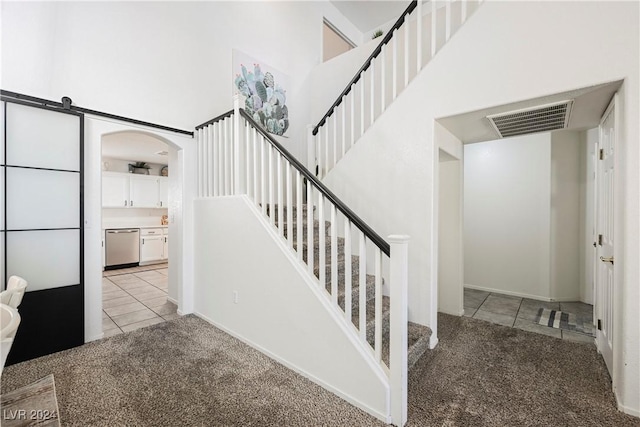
[100,131,177,335]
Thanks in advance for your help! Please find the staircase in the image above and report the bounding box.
[269,204,431,368]
[193,2,482,424]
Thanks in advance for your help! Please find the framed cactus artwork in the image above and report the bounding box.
[232,49,290,137]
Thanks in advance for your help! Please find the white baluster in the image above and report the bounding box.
[417,0,423,72]
[341,101,346,158]
[296,170,303,261]
[446,0,452,41]
[245,123,250,198]
[218,122,223,196]
[233,95,240,194]
[203,126,209,197]
[286,162,293,248]
[404,13,410,87]
[369,62,375,125]
[332,114,337,170]
[374,247,382,363]
[253,129,258,205]
[359,233,367,342]
[431,0,437,57]
[389,235,409,427]
[325,121,329,177]
[268,144,274,226]
[392,29,398,100]
[261,136,266,216]
[277,154,283,234]
[224,118,230,195]
[381,43,386,114]
[344,219,352,323]
[349,92,355,150]
[307,183,314,275]
[318,194,326,289]
[360,76,365,137]
[196,128,202,197]
[330,204,338,305]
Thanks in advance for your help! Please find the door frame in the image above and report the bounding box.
[84,116,196,342]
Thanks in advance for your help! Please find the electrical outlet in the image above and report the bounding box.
[233,291,239,304]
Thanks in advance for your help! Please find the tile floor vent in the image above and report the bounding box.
[487,100,573,138]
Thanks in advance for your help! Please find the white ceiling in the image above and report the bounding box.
[437,81,623,144]
[330,0,409,33]
[102,131,169,165]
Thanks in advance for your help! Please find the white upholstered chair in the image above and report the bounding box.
[0,276,28,309]
[0,303,21,376]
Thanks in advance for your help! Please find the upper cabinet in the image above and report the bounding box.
[102,172,168,209]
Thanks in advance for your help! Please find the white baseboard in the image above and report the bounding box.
[464,284,581,302]
[617,394,640,418]
[429,335,439,349]
[167,296,178,305]
[193,311,390,424]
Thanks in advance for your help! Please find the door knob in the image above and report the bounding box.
[600,256,614,265]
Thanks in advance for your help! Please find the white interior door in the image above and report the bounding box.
[596,96,616,375]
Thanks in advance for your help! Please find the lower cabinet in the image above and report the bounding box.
[140,228,165,264]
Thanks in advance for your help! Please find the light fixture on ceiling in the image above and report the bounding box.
[487,100,574,138]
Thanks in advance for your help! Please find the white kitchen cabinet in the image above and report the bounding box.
[102,172,167,209]
[102,172,130,208]
[158,177,169,208]
[130,175,160,208]
[140,228,164,264]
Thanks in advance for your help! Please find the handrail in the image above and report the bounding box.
[238,108,390,256]
[195,109,234,130]
[312,0,418,135]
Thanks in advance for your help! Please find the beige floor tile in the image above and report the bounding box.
[111,308,159,327]
[103,295,138,309]
[134,270,165,280]
[152,302,177,316]
[479,294,522,317]
[104,301,148,317]
[120,317,164,332]
[102,311,109,319]
[142,296,168,308]
[103,328,123,338]
[134,289,167,302]
[103,316,119,331]
[117,280,152,291]
[102,289,129,301]
[473,309,516,327]
[157,268,169,276]
[162,313,181,321]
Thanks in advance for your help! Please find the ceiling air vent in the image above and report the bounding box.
[487,100,573,138]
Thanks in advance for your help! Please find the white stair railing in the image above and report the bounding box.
[196,96,410,426]
[310,0,483,178]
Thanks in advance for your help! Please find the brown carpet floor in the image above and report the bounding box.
[1,314,637,426]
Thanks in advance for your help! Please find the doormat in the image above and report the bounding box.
[1,374,61,427]
[536,308,594,337]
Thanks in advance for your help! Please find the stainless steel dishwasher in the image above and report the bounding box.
[105,228,140,269]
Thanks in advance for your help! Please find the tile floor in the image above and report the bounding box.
[102,263,178,337]
[464,288,595,344]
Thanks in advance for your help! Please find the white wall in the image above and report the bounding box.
[193,196,390,422]
[322,1,639,413]
[550,130,581,300]
[464,134,552,299]
[1,1,363,164]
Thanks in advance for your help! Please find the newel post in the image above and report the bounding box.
[306,124,315,175]
[389,234,409,427]
[233,94,241,194]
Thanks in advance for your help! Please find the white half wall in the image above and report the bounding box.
[193,196,390,422]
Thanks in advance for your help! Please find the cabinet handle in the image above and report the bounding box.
[125,200,127,207]
[142,238,145,244]
[160,201,162,207]
[131,200,134,207]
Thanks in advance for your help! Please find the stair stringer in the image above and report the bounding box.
[193,195,391,423]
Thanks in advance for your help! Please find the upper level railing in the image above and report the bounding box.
[309,0,483,178]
